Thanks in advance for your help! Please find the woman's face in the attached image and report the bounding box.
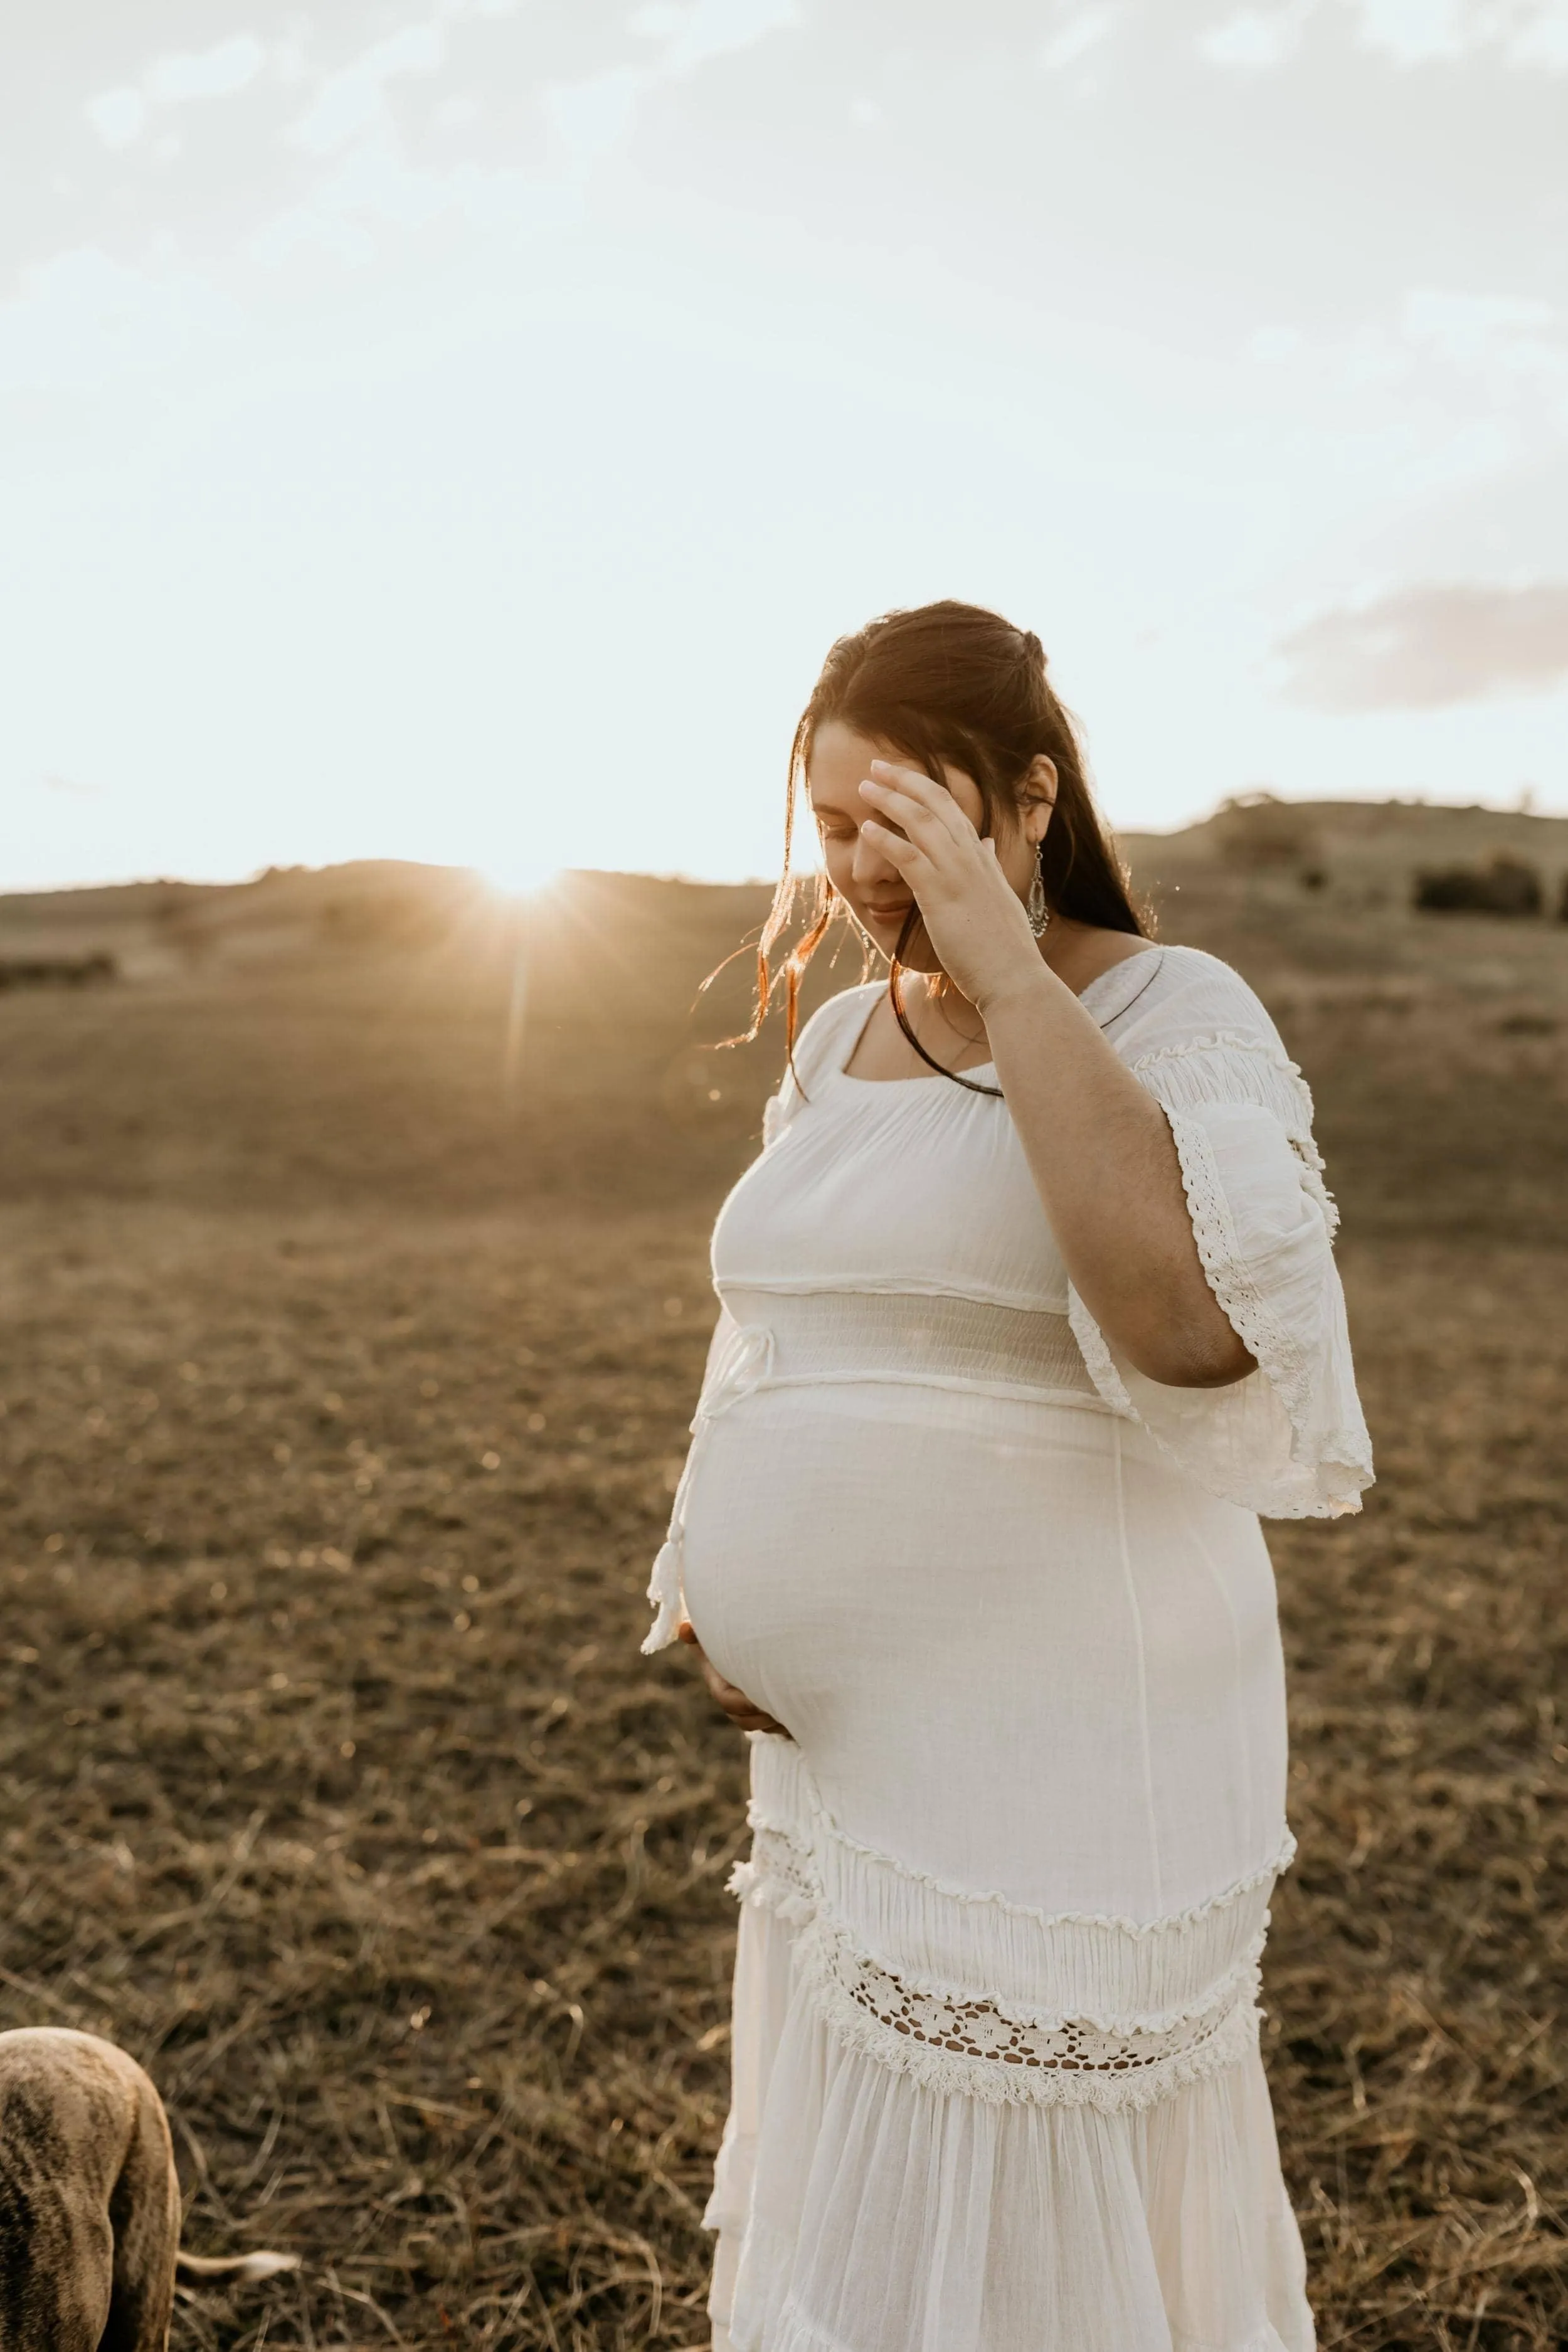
[805,719,1051,972]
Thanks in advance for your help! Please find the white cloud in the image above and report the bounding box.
[1200,6,1312,66]
[1277,580,1568,707]
[631,0,800,77]
[1350,0,1471,58]
[1195,2,1568,68]
[145,36,267,107]
[544,1,799,180]
[290,23,449,154]
[86,89,147,147]
[1504,1,1568,61]
[1346,1,1568,66]
[1039,7,1123,70]
[87,36,268,150]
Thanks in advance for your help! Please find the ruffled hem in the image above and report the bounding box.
[709,1892,1316,2352]
[718,2302,1303,2352]
[743,1740,1297,2051]
[717,2319,1303,2352]
[734,1735,1292,2057]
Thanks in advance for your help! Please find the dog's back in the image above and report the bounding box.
[0,2029,180,2352]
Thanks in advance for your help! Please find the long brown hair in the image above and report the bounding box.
[745,600,1148,1091]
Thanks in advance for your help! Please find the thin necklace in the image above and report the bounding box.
[887,915,1004,1098]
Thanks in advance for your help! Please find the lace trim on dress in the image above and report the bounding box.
[1163,1110,1310,1422]
[1162,1111,1372,1501]
[1066,1026,1372,1518]
[1130,1029,1311,1097]
[1128,1030,1340,1239]
[733,1823,1273,2033]
[730,1819,1264,2112]
[744,1731,1294,1944]
[744,1788,1296,1942]
[798,1917,1262,2111]
[1067,1276,1368,1522]
[725,1738,1284,2107]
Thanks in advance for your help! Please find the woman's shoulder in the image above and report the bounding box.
[778,982,879,1099]
[803,978,882,1029]
[1094,942,1287,1055]
[796,981,879,1055]
[1094,943,1325,1155]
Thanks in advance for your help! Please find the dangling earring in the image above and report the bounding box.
[1026,853,1051,938]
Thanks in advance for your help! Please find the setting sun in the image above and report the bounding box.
[474,854,563,903]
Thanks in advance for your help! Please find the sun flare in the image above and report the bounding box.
[475,852,563,901]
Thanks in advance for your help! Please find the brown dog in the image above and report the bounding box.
[0,2028,297,2351]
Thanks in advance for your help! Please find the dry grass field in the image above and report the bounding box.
[1,823,1565,2348]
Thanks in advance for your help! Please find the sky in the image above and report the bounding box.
[4,1,1566,893]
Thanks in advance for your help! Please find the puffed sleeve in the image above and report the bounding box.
[1066,953,1373,1519]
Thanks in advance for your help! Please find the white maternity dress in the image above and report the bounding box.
[643,944,1373,2352]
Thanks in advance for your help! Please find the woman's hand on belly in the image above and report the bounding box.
[677,1620,792,1739]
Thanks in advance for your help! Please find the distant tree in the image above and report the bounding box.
[1413,857,1544,917]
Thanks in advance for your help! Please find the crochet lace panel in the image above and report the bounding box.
[731,1821,1264,2112]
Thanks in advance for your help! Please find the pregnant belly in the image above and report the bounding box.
[677,1381,1287,1915]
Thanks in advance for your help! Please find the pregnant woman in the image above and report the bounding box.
[644,601,1372,2352]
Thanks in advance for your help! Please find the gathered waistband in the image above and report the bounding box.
[711,1286,1100,1409]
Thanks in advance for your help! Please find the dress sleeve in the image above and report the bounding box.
[760,985,875,1148]
[1066,965,1373,1520]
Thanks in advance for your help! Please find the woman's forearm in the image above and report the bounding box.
[980,967,1254,1388]
[846,757,1252,1386]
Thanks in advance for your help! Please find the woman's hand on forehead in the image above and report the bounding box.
[857,760,1041,1014]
